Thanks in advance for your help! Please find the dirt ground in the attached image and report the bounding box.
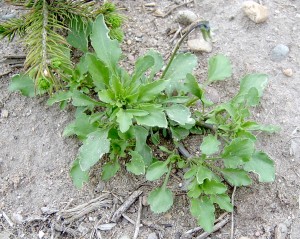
[0,0,300,238]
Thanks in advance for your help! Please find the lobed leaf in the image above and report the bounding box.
[163,53,197,94]
[244,151,275,182]
[101,160,120,181]
[70,158,89,188]
[190,196,215,232]
[78,129,110,171]
[126,151,145,175]
[146,161,168,181]
[9,74,35,97]
[91,15,121,71]
[148,187,173,213]
[207,54,232,82]
[222,138,254,168]
[200,134,221,155]
[165,104,195,126]
[221,168,252,186]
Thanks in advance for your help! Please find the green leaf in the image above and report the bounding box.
[190,196,215,232]
[101,160,120,181]
[184,73,203,99]
[244,151,275,182]
[47,91,72,106]
[184,167,197,179]
[78,129,110,171]
[135,106,168,128]
[138,80,168,102]
[222,138,254,168]
[72,90,103,107]
[221,168,252,186]
[170,126,189,141]
[146,161,168,181]
[196,165,213,184]
[98,89,116,104]
[85,53,110,89]
[163,53,197,94]
[200,135,221,155]
[210,194,233,212]
[126,151,145,175]
[67,17,90,52]
[9,74,35,97]
[148,187,173,213]
[151,131,160,145]
[63,112,98,140]
[202,179,227,194]
[233,74,268,105]
[165,104,195,126]
[132,55,154,83]
[145,50,164,79]
[187,184,202,198]
[91,15,121,71]
[134,126,152,165]
[116,109,133,133]
[207,54,232,82]
[242,122,280,133]
[70,158,89,188]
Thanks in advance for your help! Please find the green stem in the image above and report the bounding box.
[162,165,172,189]
[161,20,210,79]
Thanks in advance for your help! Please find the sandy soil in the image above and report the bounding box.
[0,0,300,238]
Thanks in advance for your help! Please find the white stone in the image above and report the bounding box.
[176,10,198,25]
[187,39,212,53]
[282,68,293,77]
[1,109,9,118]
[38,231,45,239]
[242,1,269,23]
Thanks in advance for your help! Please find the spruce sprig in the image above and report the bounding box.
[1,0,124,92]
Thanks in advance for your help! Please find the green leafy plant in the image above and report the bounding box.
[1,0,124,92]
[46,15,278,232]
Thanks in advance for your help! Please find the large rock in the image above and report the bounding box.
[242,1,269,23]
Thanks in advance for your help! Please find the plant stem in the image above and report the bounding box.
[162,165,172,189]
[161,20,210,79]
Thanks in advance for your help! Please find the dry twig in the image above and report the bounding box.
[196,216,230,239]
[154,0,194,18]
[2,211,14,227]
[59,193,112,224]
[133,196,143,239]
[184,212,229,235]
[111,190,143,223]
[230,186,237,239]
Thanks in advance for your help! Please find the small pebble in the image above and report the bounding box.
[255,231,261,237]
[127,39,132,45]
[1,109,9,118]
[282,68,293,77]
[271,44,289,62]
[142,195,149,206]
[187,39,212,53]
[176,10,198,25]
[0,232,11,239]
[275,223,288,239]
[148,232,159,239]
[242,1,269,23]
[38,231,45,239]
[127,54,135,62]
[12,213,23,224]
[119,235,131,239]
[1,13,16,20]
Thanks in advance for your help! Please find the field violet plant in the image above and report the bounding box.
[11,14,278,232]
